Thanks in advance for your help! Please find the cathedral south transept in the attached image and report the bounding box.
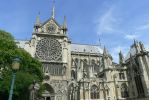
[16,2,149,100]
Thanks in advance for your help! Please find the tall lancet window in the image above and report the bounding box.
[91,85,99,99]
[91,59,96,73]
[71,70,76,80]
[74,58,79,67]
[121,83,129,98]
[83,59,88,71]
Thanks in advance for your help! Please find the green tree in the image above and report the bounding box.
[0,30,43,100]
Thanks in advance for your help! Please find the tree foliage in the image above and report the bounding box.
[0,30,43,100]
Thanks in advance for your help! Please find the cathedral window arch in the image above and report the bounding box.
[119,72,125,80]
[36,37,62,61]
[91,59,96,73]
[83,59,88,63]
[121,83,129,98]
[74,58,79,67]
[42,83,55,100]
[71,70,76,80]
[62,66,66,75]
[83,59,88,77]
[42,63,64,76]
[83,59,88,69]
[90,85,99,99]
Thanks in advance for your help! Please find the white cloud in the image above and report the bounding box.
[96,6,120,35]
[113,46,123,53]
[137,24,149,30]
[125,34,139,40]
[93,0,149,63]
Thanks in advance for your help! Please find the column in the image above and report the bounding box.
[137,57,148,97]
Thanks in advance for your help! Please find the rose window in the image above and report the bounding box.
[36,37,62,61]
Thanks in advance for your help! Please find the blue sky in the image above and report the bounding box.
[0,0,149,62]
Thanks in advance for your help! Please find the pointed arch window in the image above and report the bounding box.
[71,59,74,66]
[71,70,76,80]
[91,59,98,73]
[74,58,79,67]
[119,72,125,80]
[83,59,88,78]
[83,59,88,71]
[90,85,99,99]
[121,83,129,98]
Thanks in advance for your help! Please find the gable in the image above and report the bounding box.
[41,18,63,34]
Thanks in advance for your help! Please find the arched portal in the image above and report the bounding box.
[46,97,51,100]
[42,83,55,100]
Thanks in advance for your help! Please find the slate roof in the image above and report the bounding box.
[71,43,103,54]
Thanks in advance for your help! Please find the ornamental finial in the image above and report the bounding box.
[51,0,55,19]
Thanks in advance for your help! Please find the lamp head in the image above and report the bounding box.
[12,57,21,70]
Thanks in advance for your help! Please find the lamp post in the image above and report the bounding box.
[8,57,20,100]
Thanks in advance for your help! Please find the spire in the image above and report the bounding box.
[139,41,145,51]
[98,37,101,46]
[134,39,137,47]
[102,46,109,69]
[62,16,68,33]
[103,46,108,56]
[119,50,124,64]
[34,12,41,33]
[133,39,140,53]
[35,12,41,27]
[51,0,55,19]
[63,16,67,29]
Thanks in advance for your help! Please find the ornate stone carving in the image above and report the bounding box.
[36,37,62,61]
[46,23,56,33]
[49,80,68,95]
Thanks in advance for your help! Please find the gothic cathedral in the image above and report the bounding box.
[16,3,149,100]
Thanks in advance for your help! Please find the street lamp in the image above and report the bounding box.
[8,57,21,100]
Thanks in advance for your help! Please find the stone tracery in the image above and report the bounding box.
[36,37,62,61]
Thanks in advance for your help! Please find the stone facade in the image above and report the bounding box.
[16,6,149,100]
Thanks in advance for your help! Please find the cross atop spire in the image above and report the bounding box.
[51,0,55,19]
